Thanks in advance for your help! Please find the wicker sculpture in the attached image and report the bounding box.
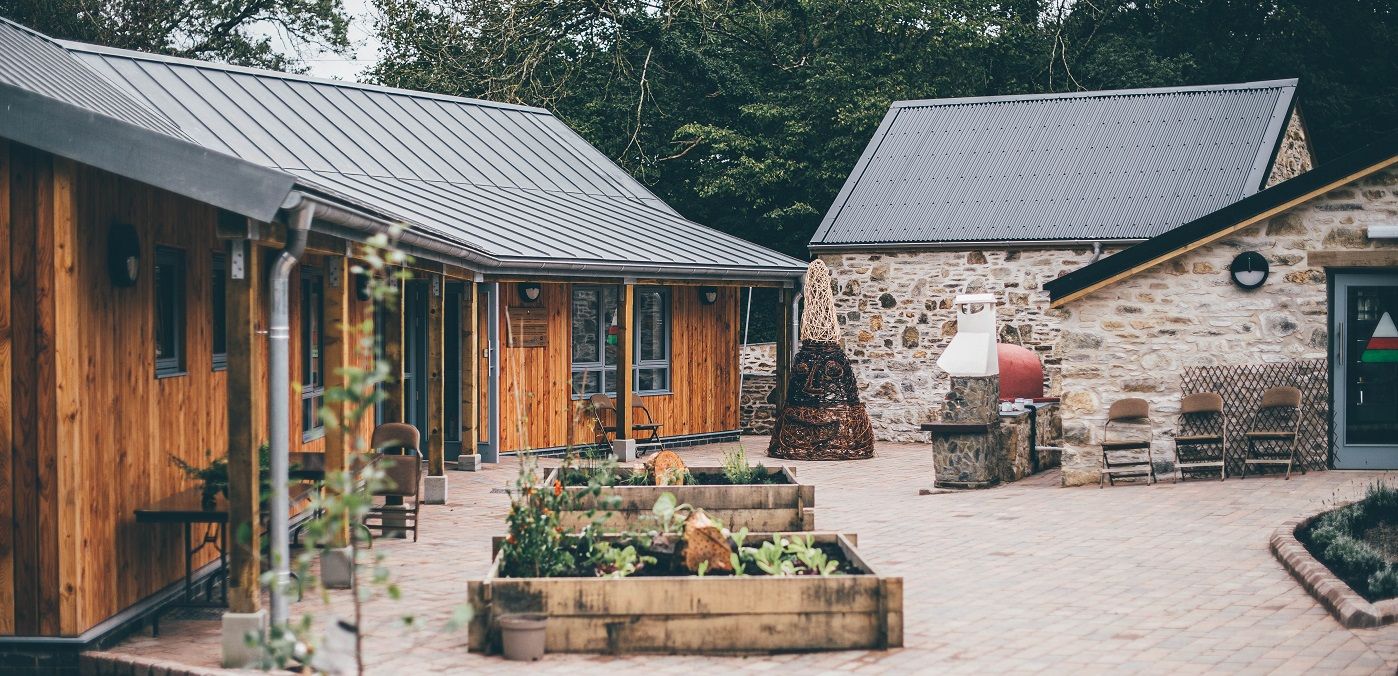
[768,260,875,460]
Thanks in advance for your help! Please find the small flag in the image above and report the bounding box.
[1362,312,1398,363]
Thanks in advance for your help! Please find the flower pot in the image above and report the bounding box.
[498,613,547,661]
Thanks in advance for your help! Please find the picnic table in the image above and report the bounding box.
[134,453,332,633]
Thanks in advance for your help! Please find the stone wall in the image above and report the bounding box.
[740,342,778,433]
[1056,165,1398,486]
[1266,111,1315,188]
[821,246,1123,441]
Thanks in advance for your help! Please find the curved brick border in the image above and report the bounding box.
[79,650,229,676]
[1270,512,1398,628]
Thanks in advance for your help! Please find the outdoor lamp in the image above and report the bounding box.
[107,223,141,287]
[1229,252,1269,290]
[518,282,542,303]
[699,286,719,305]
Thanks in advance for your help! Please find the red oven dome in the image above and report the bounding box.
[997,343,1044,401]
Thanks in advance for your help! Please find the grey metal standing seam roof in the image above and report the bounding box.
[0,18,295,221]
[810,80,1299,248]
[62,42,805,275]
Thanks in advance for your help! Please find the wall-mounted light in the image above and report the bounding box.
[1229,251,1269,290]
[518,282,542,303]
[107,223,141,287]
[699,286,719,305]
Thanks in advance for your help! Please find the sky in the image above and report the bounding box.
[266,0,382,82]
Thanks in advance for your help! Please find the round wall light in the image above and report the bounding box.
[518,282,542,303]
[699,286,719,305]
[1229,251,1270,290]
[107,223,141,287]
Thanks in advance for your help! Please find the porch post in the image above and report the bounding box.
[613,280,636,460]
[222,236,267,664]
[382,273,405,423]
[458,281,481,470]
[424,272,448,502]
[319,254,353,587]
[775,285,794,409]
[485,281,501,462]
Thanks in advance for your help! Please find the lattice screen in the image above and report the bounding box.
[1179,359,1329,475]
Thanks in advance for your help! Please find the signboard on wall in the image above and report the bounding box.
[507,306,548,347]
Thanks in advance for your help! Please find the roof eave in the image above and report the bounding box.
[0,81,294,221]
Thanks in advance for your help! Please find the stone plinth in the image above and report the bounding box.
[928,375,1002,488]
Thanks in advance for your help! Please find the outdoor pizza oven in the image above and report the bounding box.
[997,343,1045,402]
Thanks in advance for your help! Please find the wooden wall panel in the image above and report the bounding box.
[482,282,742,454]
[0,141,13,635]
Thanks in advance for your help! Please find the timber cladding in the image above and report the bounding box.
[467,532,904,654]
[483,282,742,454]
[0,143,376,636]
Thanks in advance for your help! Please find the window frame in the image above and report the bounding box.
[569,285,671,399]
[154,246,187,378]
[211,251,227,371]
[300,266,326,442]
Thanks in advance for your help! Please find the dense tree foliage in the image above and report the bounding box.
[369,0,1398,262]
[0,0,351,71]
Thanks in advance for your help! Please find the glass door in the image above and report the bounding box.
[1333,273,1398,468]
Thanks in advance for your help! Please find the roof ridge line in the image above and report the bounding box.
[892,78,1299,109]
[59,39,553,116]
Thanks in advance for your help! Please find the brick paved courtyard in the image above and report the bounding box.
[100,438,1398,674]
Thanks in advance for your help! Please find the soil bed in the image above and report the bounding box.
[1297,484,1398,602]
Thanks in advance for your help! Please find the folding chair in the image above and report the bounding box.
[1240,386,1305,480]
[363,423,423,543]
[1173,392,1227,481]
[1100,398,1156,487]
[588,393,664,457]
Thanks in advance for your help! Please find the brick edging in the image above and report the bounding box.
[1270,512,1398,628]
[79,650,229,676]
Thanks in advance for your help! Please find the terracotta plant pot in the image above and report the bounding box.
[498,613,547,661]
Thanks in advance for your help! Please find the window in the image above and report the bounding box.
[211,252,227,370]
[570,286,670,397]
[301,267,326,441]
[154,247,186,377]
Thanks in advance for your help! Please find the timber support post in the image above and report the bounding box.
[457,281,481,471]
[221,236,267,665]
[424,272,447,502]
[613,280,636,461]
[319,254,354,588]
[382,273,405,424]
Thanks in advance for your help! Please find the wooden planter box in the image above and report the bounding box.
[468,533,903,654]
[543,466,815,532]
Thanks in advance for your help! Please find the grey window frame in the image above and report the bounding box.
[211,252,227,371]
[154,246,186,378]
[301,266,326,442]
[569,285,671,399]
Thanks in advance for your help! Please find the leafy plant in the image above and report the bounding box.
[171,443,271,508]
[592,541,657,579]
[1300,481,1398,601]
[646,492,694,536]
[721,444,765,485]
[500,458,577,578]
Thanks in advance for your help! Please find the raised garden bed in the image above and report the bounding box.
[543,465,815,532]
[467,532,902,654]
[1273,483,1398,627]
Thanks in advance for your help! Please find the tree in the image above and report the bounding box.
[0,0,352,71]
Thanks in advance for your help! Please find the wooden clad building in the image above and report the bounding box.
[0,18,805,667]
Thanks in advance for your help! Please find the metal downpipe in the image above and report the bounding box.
[269,201,313,626]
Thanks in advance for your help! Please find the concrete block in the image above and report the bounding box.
[424,475,448,504]
[320,547,353,590]
[221,609,267,668]
[612,438,637,463]
[454,454,482,471]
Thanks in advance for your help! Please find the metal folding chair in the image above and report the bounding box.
[1174,392,1227,481]
[1240,386,1304,480]
[1100,398,1156,487]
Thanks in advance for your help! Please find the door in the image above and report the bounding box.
[403,279,430,440]
[444,282,464,461]
[1333,273,1398,468]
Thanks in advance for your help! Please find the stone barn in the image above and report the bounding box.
[811,80,1314,441]
[1046,133,1398,484]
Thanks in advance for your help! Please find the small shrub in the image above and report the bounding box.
[1300,481,1398,601]
[722,444,764,485]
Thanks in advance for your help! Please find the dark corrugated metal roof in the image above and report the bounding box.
[0,18,187,139]
[810,80,1298,248]
[64,42,803,274]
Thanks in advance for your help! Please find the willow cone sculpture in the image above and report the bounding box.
[768,260,875,460]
